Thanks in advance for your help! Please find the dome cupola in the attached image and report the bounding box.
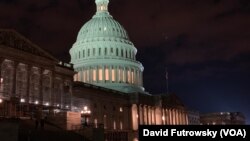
[70,0,144,93]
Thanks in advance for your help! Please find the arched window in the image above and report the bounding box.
[116,48,118,56]
[110,48,113,54]
[93,48,96,56]
[99,48,101,55]
[104,48,107,55]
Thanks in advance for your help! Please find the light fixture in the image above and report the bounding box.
[162,116,165,121]
[45,102,49,106]
[35,101,39,105]
[84,106,87,111]
[0,99,2,103]
[20,98,25,103]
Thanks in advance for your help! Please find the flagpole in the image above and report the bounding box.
[166,68,169,95]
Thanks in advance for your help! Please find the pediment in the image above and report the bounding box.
[163,93,185,108]
[0,29,58,62]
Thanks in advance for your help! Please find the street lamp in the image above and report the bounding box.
[81,106,91,126]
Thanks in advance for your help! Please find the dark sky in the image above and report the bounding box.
[1,0,249,124]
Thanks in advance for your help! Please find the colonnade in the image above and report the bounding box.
[131,104,188,130]
[74,65,143,86]
[0,58,72,110]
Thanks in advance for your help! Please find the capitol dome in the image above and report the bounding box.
[70,0,144,93]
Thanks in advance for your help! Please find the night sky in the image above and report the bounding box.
[0,0,249,123]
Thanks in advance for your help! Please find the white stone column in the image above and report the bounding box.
[137,104,140,126]
[139,105,143,125]
[80,68,83,82]
[185,112,189,125]
[89,67,92,83]
[109,66,112,83]
[39,68,44,104]
[143,105,148,125]
[162,108,165,125]
[147,106,150,125]
[128,67,131,84]
[124,67,127,83]
[12,62,18,97]
[25,65,31,103]
[102,66,105,82]
[0,58,3,82]
[151,107,155,125]
[165,109,169,125]
[95,66,99,82]
[50,71,54,106]
[176,110,179,125]
[115,66,118,83]
[0,58,4,98]
[169,109,172,125]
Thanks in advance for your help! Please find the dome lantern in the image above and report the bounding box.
[95,0,109,13]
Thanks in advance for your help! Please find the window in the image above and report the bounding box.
[127,69,130,83]
[104,48,107,55]
[121,49,123,57]
[110,48,113,54]
[116,48,118,56]
[99,67,103,81]
[105,66,109,81]
[112,68,115,82]
[79,51,80,58]
[99,48,101,55]
[93,48,96,56]
[83,50,85,58]
[88,49,90,56]
[118,68,121,82]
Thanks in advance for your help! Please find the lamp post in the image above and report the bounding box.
[81,106,91,126]
[20,98,25,117]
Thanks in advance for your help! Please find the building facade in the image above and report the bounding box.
[72,83,189,141]
[0,29,74,118]
[200,112,246,125]
[0,1,190,141]
[187,110,200,125]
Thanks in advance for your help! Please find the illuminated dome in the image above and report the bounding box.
[70,0,144,93]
